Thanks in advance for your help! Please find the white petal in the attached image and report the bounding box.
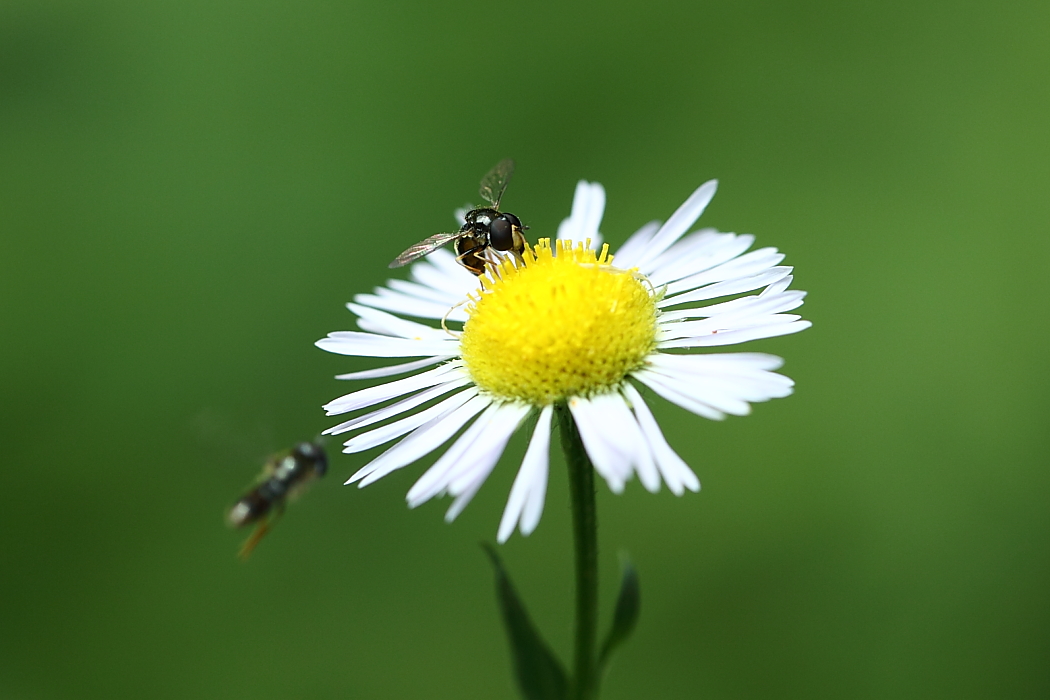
[659,267,793,311]
[611,220,661,267]
[643,354,796,407]
[385,277,464,303]
[645,231,754,286]
[762,274,794,297]
[688,289,807,321]
[567,394,636,492]
[405,402,529,508]
[622,383,700,494]
[348,394,492,486]
[663,247,785,297]
[316,331,459,358]
[410,249,480,296]
[635,351,798,415]
[632,370,727,421]
[324,376,472,435]
[404,403,502,506]
[334,356,453,381]
[658,307,805,344]
[322,363,467,415]
[657,320,812,348]
[680,371,793,402]
[650,351,785,372]
[443,404,531,522]
[657,290,808,342]
[353,290,467,323]
[640,366,753,416]
[394,276,472,307]
[558,181,606,248]
[447,403,531,494]
[630,180,718,268]
[443,479,486,522]
[340,387,479,453]
[348,303,450,340]
[669,313,804,341]
[608,389,660,493]
[497,405,553,543]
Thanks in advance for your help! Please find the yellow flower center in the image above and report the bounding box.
[460,239,658,405]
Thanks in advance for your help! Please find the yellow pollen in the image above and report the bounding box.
[460,239,658,405]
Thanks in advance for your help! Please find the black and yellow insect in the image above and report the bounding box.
[227,441,327,559]
[389,159,528,276]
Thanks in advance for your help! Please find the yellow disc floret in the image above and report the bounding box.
[460,239,658,405]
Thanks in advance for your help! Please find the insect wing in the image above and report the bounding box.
[389,230,463,268]
[479,158,515,208]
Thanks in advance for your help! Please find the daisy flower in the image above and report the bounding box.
[317,178,810,542]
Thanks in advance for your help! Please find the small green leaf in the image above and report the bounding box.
[483,544,569,700]
[598,557,641,670]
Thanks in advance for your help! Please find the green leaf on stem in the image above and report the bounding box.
[483,544,569,700]
[598,557,640,671]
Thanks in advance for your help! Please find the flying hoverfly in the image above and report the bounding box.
[227,441,327,559]
[389,158,528,276]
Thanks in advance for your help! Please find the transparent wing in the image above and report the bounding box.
[389,230,463,268]
[237,452,280,491]
[479,158,515,208]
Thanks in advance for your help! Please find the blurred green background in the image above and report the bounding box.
[2,0,1047,698]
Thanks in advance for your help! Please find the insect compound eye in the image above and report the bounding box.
[503,212,522,229]
[488,215,515,251]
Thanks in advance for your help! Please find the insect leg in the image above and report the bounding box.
[236,505,286,560]
[454,241,487,276]
[237,520,271,560]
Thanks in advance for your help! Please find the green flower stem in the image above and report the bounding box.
[557,403,599,700]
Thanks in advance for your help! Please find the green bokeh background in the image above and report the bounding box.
[2,1,1047,698]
